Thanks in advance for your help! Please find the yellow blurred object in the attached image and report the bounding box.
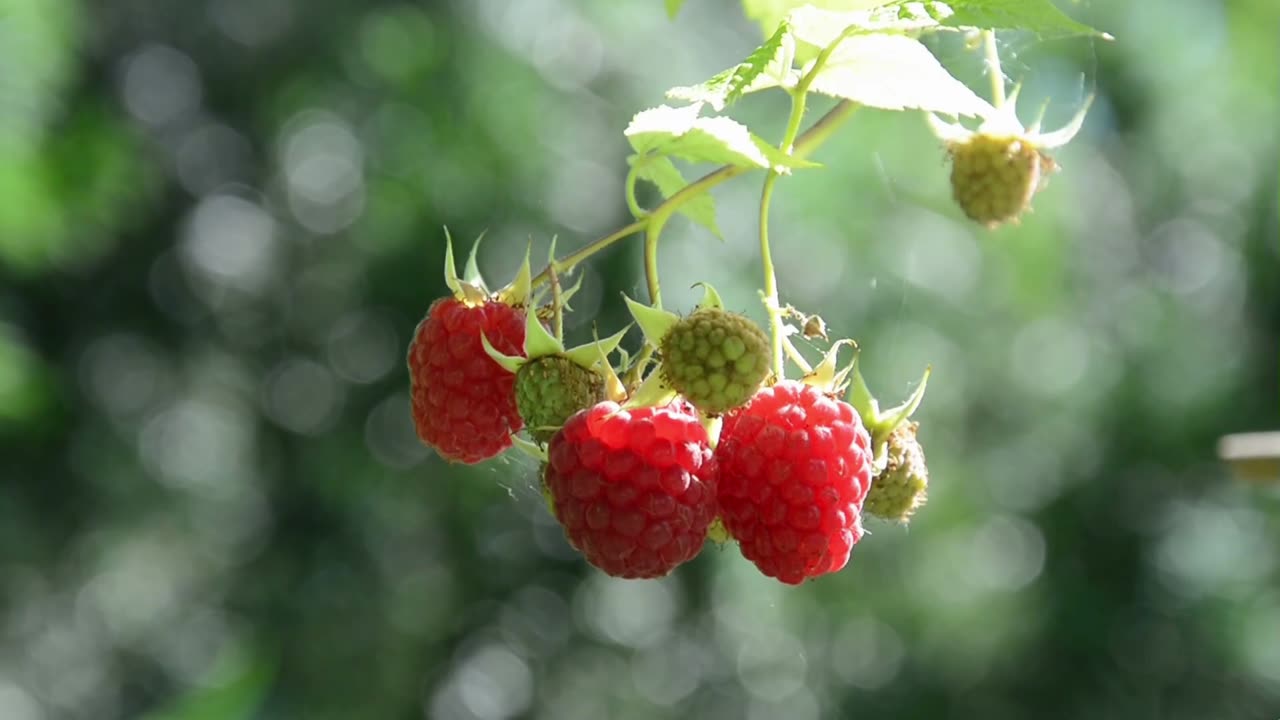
[1218,432,1280,483]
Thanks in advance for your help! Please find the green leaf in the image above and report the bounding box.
[741,0,1105,40]
[940,0,1108,38]
[787,3,957,49]
[803,34,994,116]
[665,0,685,18]
[631,156,721,238]
[667,21,796,111]
[625,104,814,171]
[741,0,895,39]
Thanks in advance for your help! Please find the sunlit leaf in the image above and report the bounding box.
[787,3,956,49]
[625,104,813,171]
[740,0,894,39]
[941,0,1108,38]
[631,156,721,238]
[803,34,994,116]
[667,21,796,111]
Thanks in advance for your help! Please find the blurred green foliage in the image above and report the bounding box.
[1,0,1278,719]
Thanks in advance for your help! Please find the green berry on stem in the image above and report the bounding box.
[863,421,929,522]
[483,292,629,447]
[516,355,606,443]
[948,133,1053,227]
[928,90,1094,229]
[661,307,770,415]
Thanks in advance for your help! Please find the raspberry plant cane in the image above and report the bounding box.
[407,2,1107,581]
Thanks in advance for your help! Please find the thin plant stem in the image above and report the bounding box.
[531,219,645,288]
[624,344,656,390]
[782,336,812,374]
[624,162,645,218]
[529,99,858,292]
[982,30,1005,109]
[758,171,784,375]
[756,27,860,378]
[643,217,667,308]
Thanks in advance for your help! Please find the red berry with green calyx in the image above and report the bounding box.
[716,380,873,585]
[544,400,718,579]
[408,297,526,463]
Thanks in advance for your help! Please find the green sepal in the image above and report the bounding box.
[442,228,488,305]
[511,434,548,462]
[558,272,585,312]
[1025,95,1051,136]
[563,325,631,370]
[480,332,526,374]
[702,414,723,449]
[706,516,730,546]
[523,305,564,360]
[848,353,879,424]
[848,359,930,464]
[621,367,677,411]
[802,339,858,394]
[463,230,487,287]
[497,242,533,307]
[925,112,970,144]
[876,366,931,437]
[1034,93,1095,149]
[694,282,725,310]
[593,329,629,403]
[623,294,680,348]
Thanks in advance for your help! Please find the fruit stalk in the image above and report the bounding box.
[982,30,1005,109]
[757,28,861,376]
[529,100,858,292]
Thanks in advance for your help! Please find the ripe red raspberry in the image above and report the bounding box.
[716,381,873,585]
[544,400,718,579]
[408,297,526,463]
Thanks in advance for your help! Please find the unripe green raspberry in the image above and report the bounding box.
[660,308,769,415]
[949,133,1052,227]
[515,355,605,442]
[864,422,929,523]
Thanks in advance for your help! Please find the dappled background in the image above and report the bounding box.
[2,0,1279,718]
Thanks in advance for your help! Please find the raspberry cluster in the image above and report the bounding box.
[404,238,935,584]
[400,0,1100,587]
